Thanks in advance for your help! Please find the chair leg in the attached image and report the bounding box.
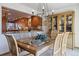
[64,52,66,56]
[34,53,36,56]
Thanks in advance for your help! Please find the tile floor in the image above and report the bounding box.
[66,48,79,56]
[1,48,79,56]
[40,48,79,56]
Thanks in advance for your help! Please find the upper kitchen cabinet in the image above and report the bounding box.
[31,16,42,30]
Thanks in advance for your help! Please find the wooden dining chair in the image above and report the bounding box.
[53,33,64,56]
[4,34,32,56]
[47,31,57,49]
[51,31,58,41]
[61,32,69,56]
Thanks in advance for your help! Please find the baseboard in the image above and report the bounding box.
[74,47,79,49]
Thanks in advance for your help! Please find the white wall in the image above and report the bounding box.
[74,5,79,47]
[54,4,79,47]
[0,3,37,55]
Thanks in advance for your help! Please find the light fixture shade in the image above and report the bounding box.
[42,5,45,10]
[52,9,55,13]
[32,10,35,15]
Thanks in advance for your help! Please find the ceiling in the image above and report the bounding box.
[22,3,78,12]
[2,3,78,21]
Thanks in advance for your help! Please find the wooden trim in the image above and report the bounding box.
[52,16,54,32]
[57,15,60,33]
[64,14,66,32]
[72,11,75,49]
[53,11,74,16]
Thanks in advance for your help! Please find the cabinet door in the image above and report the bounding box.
[59,15,64,32]
[66,14,73,32]
[31,16,42,30]
[53,16,58,32]
[2,16,7,32]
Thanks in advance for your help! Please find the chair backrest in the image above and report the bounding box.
[61,32,69,55]
[53,33,64,56]
[4,34,19,56]
[51,31,58,40]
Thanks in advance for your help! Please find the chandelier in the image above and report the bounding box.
[32,3,54,19]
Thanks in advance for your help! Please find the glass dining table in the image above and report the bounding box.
[16,37,54,56]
